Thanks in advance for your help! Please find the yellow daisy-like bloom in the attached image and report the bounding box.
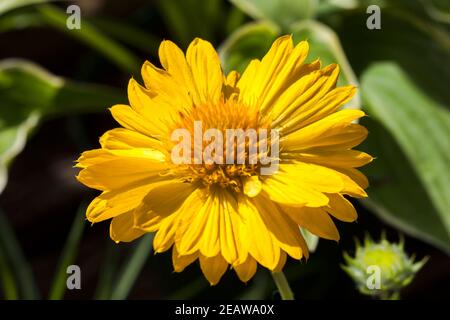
[76,35,372,285]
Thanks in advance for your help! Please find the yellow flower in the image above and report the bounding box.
[76,35,373,285]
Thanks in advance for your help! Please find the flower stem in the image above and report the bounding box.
[271,271,294,300]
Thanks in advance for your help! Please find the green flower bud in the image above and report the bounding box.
[342,233,427,299]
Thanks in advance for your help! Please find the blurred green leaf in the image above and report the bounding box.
[229,0,317,30]
[48,202,86,300]
[91,18,160,56]
[0,59,124,193]
[0,245,19,299]
[219,21,279,73]
[157,0,225,47]
[361,62,450,252]
[291,20,360,110]
[0,210,40,299]
[300,227,319,252]
[36,4,140,74]
[94,241,121,299]
[0,11,44,32]
[0,0,61,15]
[110,233,154,300]
[423,0,450,23]
[337,9,450,107]
[168,277,207,300]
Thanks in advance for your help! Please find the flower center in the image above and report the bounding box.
[169,98,274,193]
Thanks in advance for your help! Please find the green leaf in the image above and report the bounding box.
[219,21,279,73]
[94,242,121,299]
[110,233,154,300]
[291,20,360,110]
[361,62,450,252]
[157,0,226,47]
[0,209,40,299]
[0,245,19,299]
[229,0,318,30]
[300,227,319,252]
[91,18,160,56]
[36,4,140,74]
[48,202,86,300]
[0,0,61,15]
[168,277,207,300]
[0,59,124,193]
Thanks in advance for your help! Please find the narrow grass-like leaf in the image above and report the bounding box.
[48,202,87,300]
[110,233,154,300]
[0,0,63,15]
[36,4,140,74]
[0,246,19,299]
[94,241,121,300]
[0,210,40,299]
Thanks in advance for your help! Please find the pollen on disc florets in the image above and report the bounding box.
[169,97,272,193]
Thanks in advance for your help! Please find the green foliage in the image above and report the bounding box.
[219,21,279,73]
[361,63,450,252]
[229,0,317,31]
[48,202,87,300]
[0,59,124,193]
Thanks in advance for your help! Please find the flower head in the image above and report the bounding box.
[76,36,373,285]
[342,234,427,298]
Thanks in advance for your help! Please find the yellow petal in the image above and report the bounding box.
[236,59,260,104]
[172,245,198,272]
[199,254,228,286]
[282,109,366,151]
[186,38,223,104]
[75,149,115,168]
[126,79,183,137]
[291,149,373,168]
[251,193,305,260]
[110,104,162,139]
[175,189,212,255]
[158,39,199,103]
[140,62,192,110]
[224,70,240,98]
[100,128,165,152]
[263,162,343,207]
[239,35,293,107]
[76,150,168,191]
[325,193,358,222]
[110,212,145,243]
[219,191,247,265]
[273,251,287,272]
[233,256,257,283]
[259,41,309,114]
[238,195,280,270]
[87,183,155,223]
[154,189,206,253]
[134,180,196,232]
[332,167,368,198]
[280,84,357,131]
[282,206,340,241]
